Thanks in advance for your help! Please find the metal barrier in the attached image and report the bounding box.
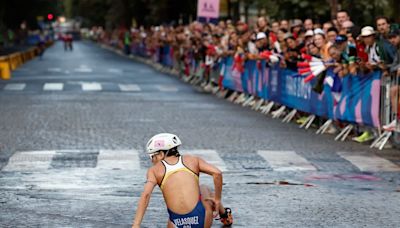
[372,72,400,149]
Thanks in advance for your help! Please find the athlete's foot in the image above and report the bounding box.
[219,207,233,226]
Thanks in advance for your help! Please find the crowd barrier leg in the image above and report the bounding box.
[272,106,286,119]
[334,124,354,141]
[282,109,297,123]
[227,91,239,102]
[370,131,392,150]
[252,99,265,111]
[234,93,246,104]
[242,95,255,107]
[299,115,316,129]
[217,89,228,98]
[260,101,275,114]
[316,119,333,134]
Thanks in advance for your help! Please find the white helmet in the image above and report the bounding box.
[146,133,182,155]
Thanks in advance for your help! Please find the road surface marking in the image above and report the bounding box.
[97,150,140,170]
[337,151,400,172]
[108,68,123,74]
[182,149,227,172]
[74,66,93,73]
[4,83,26,91]
[43,83,64,91]
[81,82,102,91]
[47,68,62,72]
[257,150,317,171]
[2,151,56,171]
[118,84,141,92]
[156,85,179,92]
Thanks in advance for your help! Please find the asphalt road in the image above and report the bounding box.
[0,41,399,228]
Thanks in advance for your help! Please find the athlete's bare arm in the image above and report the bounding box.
[197,157,223,214]
[132,168,157,228]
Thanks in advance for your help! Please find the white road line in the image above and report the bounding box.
[81,82,102,91]
[74,68,93,73]
[182,149,227,172]
[2,151,56,171]
[118,84,141,92]
[97,150,140,170]
[108,68,123,74]
[338,152,400,172]
[47,68,62,72]
[257,150,317,171]
[156,85,179,92]
[4,83,26,91]
[43,83,64,91]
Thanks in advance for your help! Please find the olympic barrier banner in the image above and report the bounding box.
[128,43,382,128]
[222,57,382,127]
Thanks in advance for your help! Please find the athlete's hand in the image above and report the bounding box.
[213,199,221,218]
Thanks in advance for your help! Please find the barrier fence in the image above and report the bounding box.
[0,41,54,79]
[100,40,399,150]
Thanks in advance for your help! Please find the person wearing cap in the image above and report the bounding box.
[335,34,357,69]
[255,32,270,53]
[360,26,387,70]
[304,30,314,46]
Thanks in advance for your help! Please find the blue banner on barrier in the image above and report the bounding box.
[222,57,382,127]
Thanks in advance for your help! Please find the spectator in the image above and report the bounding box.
[280,20,289,30]
[327,27,339,45]
[335,34,357,74]
[283,33,301,70]
[314,33,331,60]
[304,19,314,31]
[255,32,269,52]
[375,16,397,65]
[290,19,303,38]
[323,21,334,34]
[307,42,320,57]
[304,30,314,46]
[271,21,280,35]
[383,30,400,130]
[336,10,351,29]
[376,16,391,38]
[257,17,269,34]
[388,30,400,73]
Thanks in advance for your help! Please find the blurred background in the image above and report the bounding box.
[1,0,400,43]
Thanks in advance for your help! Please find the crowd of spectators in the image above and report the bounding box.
[89,10,400,143]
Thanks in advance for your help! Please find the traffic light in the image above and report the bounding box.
[47,13,54,20]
